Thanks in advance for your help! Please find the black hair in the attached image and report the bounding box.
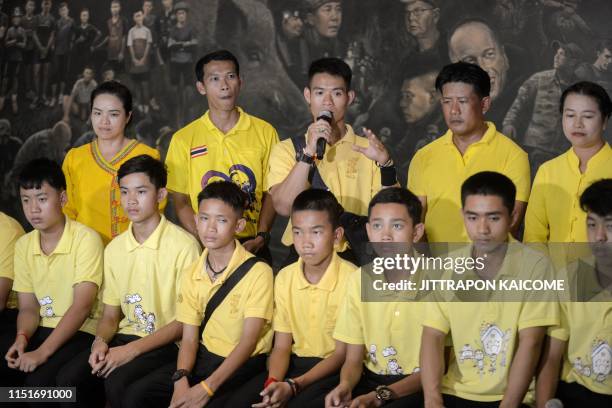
[197,181,246,216]
[195,49,240,83]
[461,171,515,214]
[308,57,352,89]
[90,80,133,122]
[560,81,612,120]
[117,154,167,189]
[580,179,612,218]
[17,158,66,191]
[368,187,422,225]
[596,39,612,54]
[435,61,491,99]
[291,189,344,229]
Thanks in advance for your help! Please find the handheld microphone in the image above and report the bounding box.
[545,399,564,408]
[316,110,333,159]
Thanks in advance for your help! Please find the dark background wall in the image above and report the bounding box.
[2,0,612,233]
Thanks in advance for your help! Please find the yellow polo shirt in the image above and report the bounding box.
[423,244,559,402]
[102,216,201,337]
[12,217,104,335]
[63,139,164,244]
[333,267,426,376]
[549,259,612,395]
[524,144,612,243]
[266,125,381,246]
[176,241,273,357]
[274,253,357,358]
[0,212,25,310]
[165,108,279,239]
[407,122,530,243]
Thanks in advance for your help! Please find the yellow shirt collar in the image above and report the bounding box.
[32,216,74,256]
[442,121,498,147]
[296,252,341,291]
[566,142,612,172]
[125,215,168,252]
[193,240,251,283]
[201,107,251,135]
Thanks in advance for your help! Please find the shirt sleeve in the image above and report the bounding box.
[407,150,426,197]
[126,28,133,47]
[244,263,273,320]
[265,139,297,192]
[524,166,550,243]
[505,145,531,202]
[272,270,292,333]
[62,150,79,220]
[547,303,569,341]
[0,220,24,280]
[146,27,152,43]
[422,301,451,334]
[12,238,33,293]
[333,271,365,344]
[101,248,120,306]
[173,240,201,299]
[72,228,104,287]
[165,130,189,195]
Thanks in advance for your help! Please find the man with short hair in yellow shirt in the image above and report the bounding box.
[165,49,279,262]
[230,189,357,407]
[0,158,103,388]
[407,62,530,243]
[267,57,398,264]
[122,181,273,408]
[421,172,559,408]
[326,187,427,408]
[536,179,612,407]
[56,155,201,407]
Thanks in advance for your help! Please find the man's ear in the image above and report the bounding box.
[196,81,206,96]
[412,222,425,243]
[60,190,67,208]
[304,86,311,105]
[347,89,356,106]
[333,226,344,245]
[235,217,247,234]
[365,221,372,242]
[157,187,168,204]
[481,95,491,114]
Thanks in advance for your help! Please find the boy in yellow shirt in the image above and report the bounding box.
[326,187,427,408]
[122,181,273,408]
[536,179,612,407]
[230,189,356,407]
[421,172,559,407]
[0,158,103,387]
[56,155,201,407]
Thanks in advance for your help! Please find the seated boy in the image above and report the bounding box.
[229,189,357,407]
[326,187,427,408]
[122,181,274,408]
[421,171,559,408]
[536,178,612,407]
[56,154,201,407]
[0,158,103,387]
[0,211,25,380]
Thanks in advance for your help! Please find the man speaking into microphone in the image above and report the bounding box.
[267,57,399,265]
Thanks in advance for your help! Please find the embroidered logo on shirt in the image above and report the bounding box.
[191,145,209,158]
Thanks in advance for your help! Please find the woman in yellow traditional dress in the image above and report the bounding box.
[62,81,163,244]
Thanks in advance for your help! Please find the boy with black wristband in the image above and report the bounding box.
[230,189,357,407]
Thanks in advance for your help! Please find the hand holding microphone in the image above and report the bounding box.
[316,110,333,159]
[306,111,333,159]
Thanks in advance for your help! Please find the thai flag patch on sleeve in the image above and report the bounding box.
[190,145,208,158]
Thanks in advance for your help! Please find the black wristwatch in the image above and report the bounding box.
[171,369,190,383]
[256,231,271,246]
[375,385,392,404]
[295,148,315,165]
